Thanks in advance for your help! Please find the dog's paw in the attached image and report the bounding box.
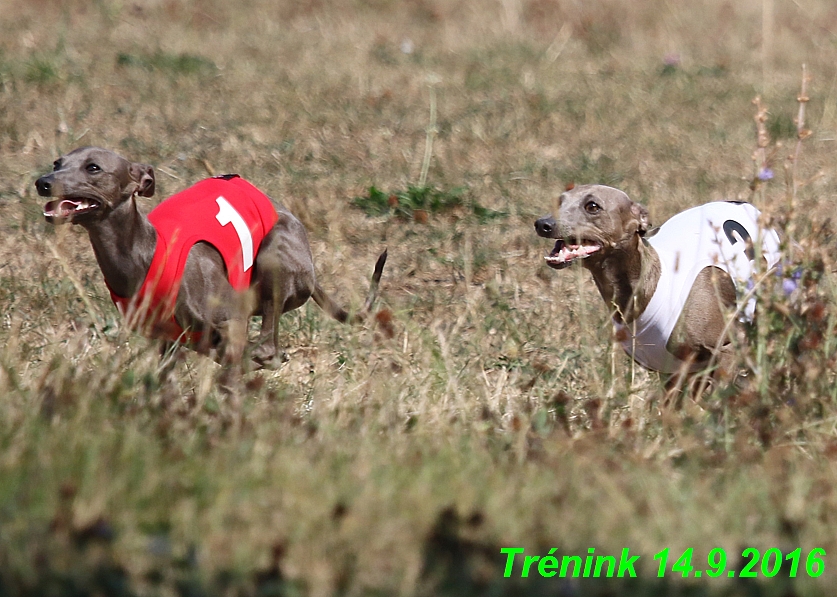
[251,350,289,371]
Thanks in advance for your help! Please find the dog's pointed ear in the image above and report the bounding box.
[631,202,650,236]
[130,162,155,197]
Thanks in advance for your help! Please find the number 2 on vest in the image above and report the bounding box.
[215,196,254,272]
[722,220,755,260]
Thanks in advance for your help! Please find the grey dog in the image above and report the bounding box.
[36,146,386,371]
[535,184,781,380]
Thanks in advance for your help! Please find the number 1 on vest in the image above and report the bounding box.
[215,196,254,272]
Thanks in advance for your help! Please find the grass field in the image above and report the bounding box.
[2,0,837,595]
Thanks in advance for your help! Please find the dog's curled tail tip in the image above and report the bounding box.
[372,248,388,283]
[314,248,388,325]
[361,248,387,318]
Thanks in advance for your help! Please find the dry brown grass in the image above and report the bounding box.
[1,0,837,595]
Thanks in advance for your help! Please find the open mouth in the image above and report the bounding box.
[544,239,602,269]
[43,197,102,221]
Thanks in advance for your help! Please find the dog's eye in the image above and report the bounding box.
[52,160,61,171]
[584,199,602,214]
[86,163,102,174]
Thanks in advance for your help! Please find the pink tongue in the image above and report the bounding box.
[59,199,82,214]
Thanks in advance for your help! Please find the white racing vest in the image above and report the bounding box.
[613,201,781,373]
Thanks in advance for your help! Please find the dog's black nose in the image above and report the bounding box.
[35,177,52,196]
[535,216,557,238]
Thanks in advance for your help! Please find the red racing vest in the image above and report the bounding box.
[110,175,279,343]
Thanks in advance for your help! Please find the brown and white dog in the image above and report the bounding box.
[36,146,386,372]
[535,184,781,378]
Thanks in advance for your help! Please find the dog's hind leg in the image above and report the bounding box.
[252,272,315,368]
[252,293,284,368]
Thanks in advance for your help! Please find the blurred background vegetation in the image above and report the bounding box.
[1,0,837,594]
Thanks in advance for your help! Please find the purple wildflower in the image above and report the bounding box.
[757,167,774,181]
[782,278,798,296]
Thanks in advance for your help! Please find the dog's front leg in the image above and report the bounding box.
[213,317,247,429]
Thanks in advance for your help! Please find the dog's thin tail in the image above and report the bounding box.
[312,249,388,324]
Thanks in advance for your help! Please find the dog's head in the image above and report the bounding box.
[36,146,155,225]
[534,184,650,270]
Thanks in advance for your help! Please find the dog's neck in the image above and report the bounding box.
[82,196,157,298]
[585,234,660,325]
